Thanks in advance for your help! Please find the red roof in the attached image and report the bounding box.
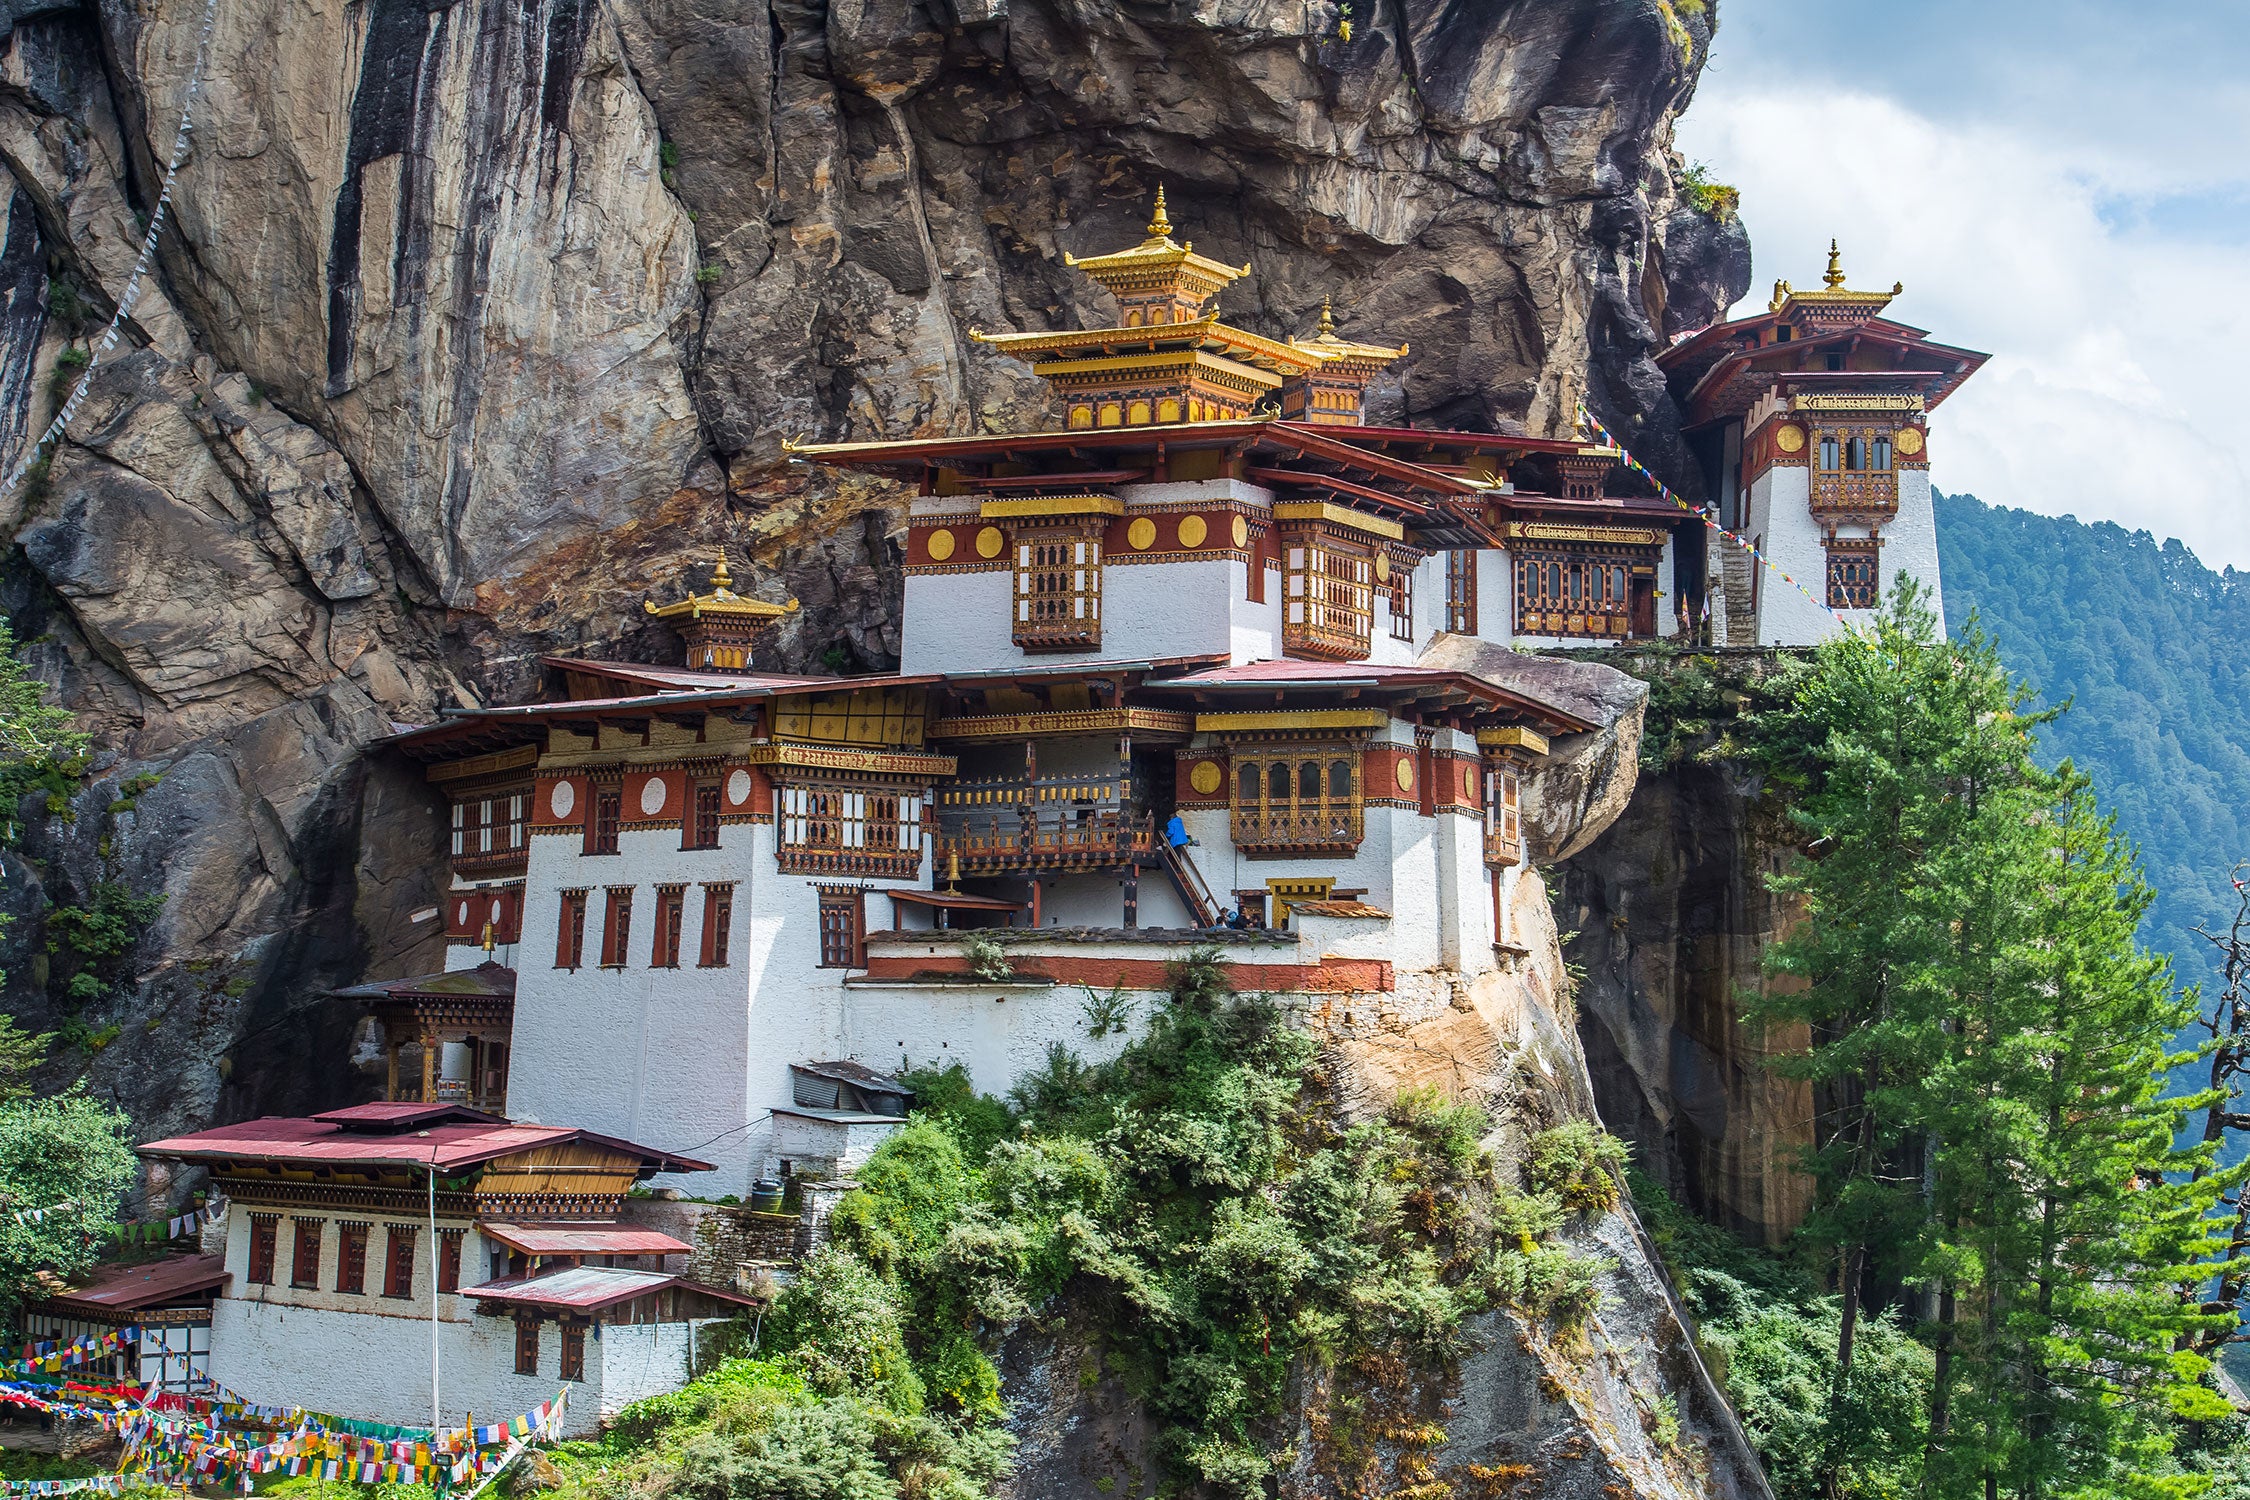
[310,1102,509,1130]
[138,1116,712,1176]
[1140,659,1597,735]
[34,1254,229,1316]
[477,1223,692,1257]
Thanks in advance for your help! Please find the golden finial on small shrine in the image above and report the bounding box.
[479,921,495,956]
[711,552,734,592]
[1823,239,1846,289]
[1147,186,1173,239]
[1319,296,1337,336]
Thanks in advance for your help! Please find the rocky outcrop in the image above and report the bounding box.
[1555,651,1816,1247]
[0,0,1745,1178]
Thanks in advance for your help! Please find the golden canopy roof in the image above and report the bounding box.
[643,554,798,622]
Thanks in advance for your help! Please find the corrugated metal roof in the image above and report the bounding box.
[477,1223,691,1256]
[35,1254,228,1315]
[309,1103,509,1130]
[328,964,516,1002]
[460,1266,759,1312]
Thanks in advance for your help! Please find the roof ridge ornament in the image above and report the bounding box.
[1147,185,1173,240]
[1824,238,1846,289]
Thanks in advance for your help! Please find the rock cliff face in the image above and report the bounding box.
[0,0,1748,1143]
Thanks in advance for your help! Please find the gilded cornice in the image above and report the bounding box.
[928,708,1198,742]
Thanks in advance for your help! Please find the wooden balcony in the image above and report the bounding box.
[1281,617,1371,661]
[1811,471,1898,515]
[934,807,1154,874]
[1484,831,1522,868]
[774,845,924,878]
[1230,804,1362,856]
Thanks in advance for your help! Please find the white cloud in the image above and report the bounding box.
[1676,88,2250,571]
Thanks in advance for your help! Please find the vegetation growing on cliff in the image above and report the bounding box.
[547,953,1630,1500]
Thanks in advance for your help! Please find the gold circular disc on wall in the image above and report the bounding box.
[1189,760,1223,796]
[1774,423,1806,454]
[1231,515,1249,548]
[975,525,1004,558]
[1177,515,1208,549]
[1127,517,1157,550]
[927,527,956,561]
[1394,758,1415,793]
[1375,552,1391,583]
[1895,427,1925,456]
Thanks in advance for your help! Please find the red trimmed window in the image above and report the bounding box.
[337,1223,369,1294]
[247,1215,279,1285]
[699,885,734,967]
[515,1319,540,1376]
[383,1226,417,1299]
[652,886,685,969]
[438,1229,464,1294]
[556,890,588,970]
[601,887,634,966]
[1445,550,1478,634]
[687,781,722,850]
[817,889,865,969]
[290,1218,322,1288]
[586,784,622,855]
[560,1323,586,1382]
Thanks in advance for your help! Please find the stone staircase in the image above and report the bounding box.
[1717,538,1757,646]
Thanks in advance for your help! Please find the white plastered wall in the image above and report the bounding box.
[840,971,1156,1099]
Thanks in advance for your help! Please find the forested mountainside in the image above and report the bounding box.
[1934,491,2250,990]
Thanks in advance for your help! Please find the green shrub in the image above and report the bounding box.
[1526,1121,1627,1215]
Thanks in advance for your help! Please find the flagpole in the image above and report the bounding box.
[428,1155,440,1438]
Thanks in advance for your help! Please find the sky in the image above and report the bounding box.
[1673,0,2250,572]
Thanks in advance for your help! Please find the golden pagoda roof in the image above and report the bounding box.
[1289,298,1408,366]
[643,554,799,622]
[1060,188,1250,304]
[1767,240,1901,318]
[968,316,1321,377]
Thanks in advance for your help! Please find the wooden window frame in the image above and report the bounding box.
[652,885,685,969]
[437,1229,464,1294]
[600,887,634,968]
[1445,550,1478,635]
[290,1217,323,1289]
[686,780,723,850]
[336,1222,370,1295]
[586,783,622,856]
[775,783,925,877]
[247,1214,279,1286]
[1012,525,1103,652]
[817,888,866,969]
[1825,539,1881,610]
[1282,531,1374,660]
[1511,551,1637,639]
[556,889,588,971]
[1387,556,1415,641]
[1228,745,1364,854]
[514,1317,540,1376]
[699,884,735,967]
[382,1226,417,1299]
[559,1321,586,1382]
[1482,761,1523,867]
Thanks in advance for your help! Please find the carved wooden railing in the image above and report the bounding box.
[933,773,1151,872]
[1230,803,1363,855]
[1810,471,1898,515]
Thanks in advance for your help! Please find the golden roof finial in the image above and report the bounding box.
[711,552,734,592]
[1146,186,1173,240]
[1823,239,1846,290]
[1319,295,1337,336]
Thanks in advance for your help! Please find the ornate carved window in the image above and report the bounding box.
[514,1318,540,1376]
[776,784,925,877]
[290,1218,322,1289]
[336,1223,369,1295]
[1013,527,1102,651]
[1230,747,1362,854]
[1812,424,1899,513]
[1283,534,1373,659]
[1826,538,1881,609]
[586,784,622,855]
[560,1323,587,1382]
[383,1226,417,1299]
[1446,550,1478,634]
[450,788,528,874]
[247,1215,279,1286]
[1512,552,1635,638]
[600,886,633,967]
[437,1229,464,1294]
[686,780,722,850]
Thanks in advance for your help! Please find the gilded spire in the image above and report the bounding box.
[710,551,734,592]
[1823,239,1846,289]
[1319,295,1336,336]
[1147,186,1172,240]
